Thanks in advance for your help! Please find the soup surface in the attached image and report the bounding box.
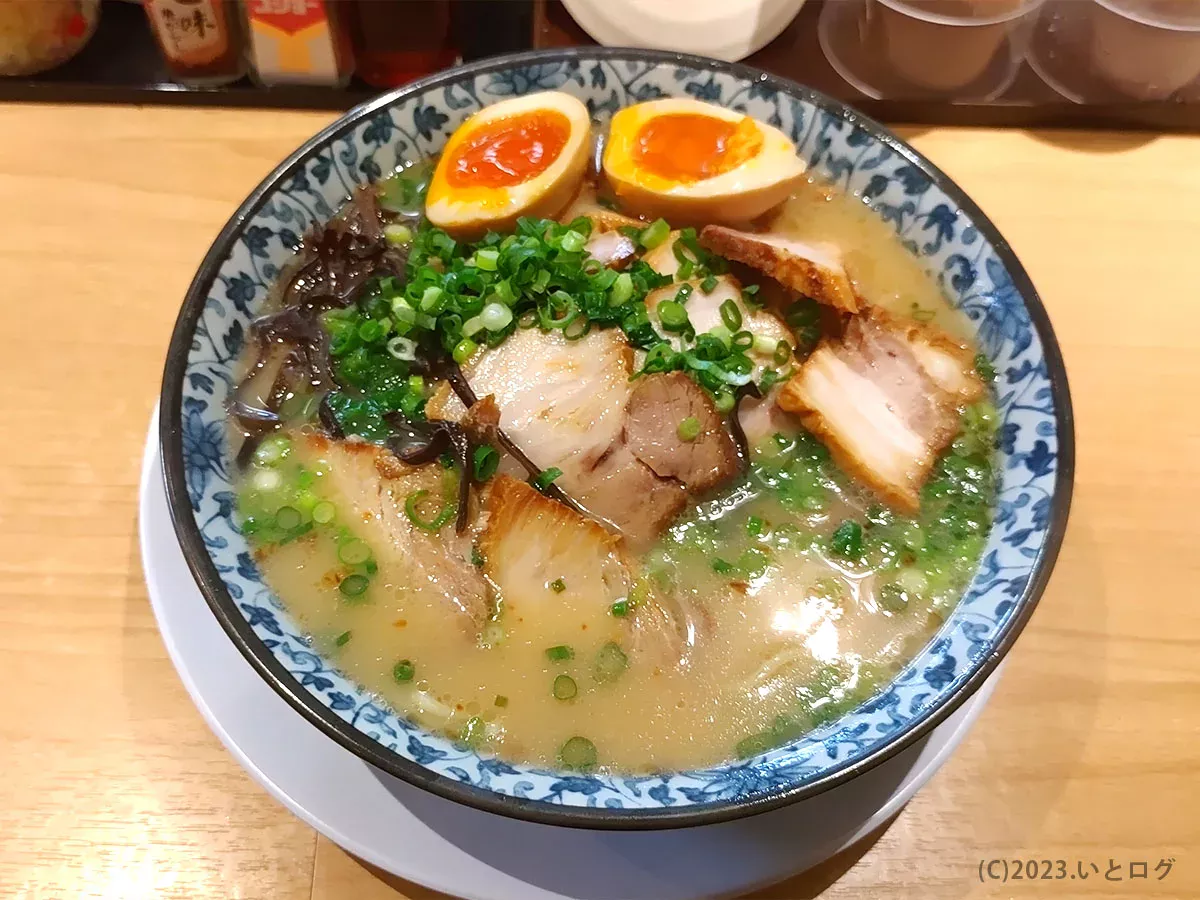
[230,100,996,774]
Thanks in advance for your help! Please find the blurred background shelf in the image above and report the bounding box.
[1,0,1198,130]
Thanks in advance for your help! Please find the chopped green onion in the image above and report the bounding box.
[609,272,633,307]
[731,330,754,351]
[339,574,369,598]
[408,374,425,396]
[719,299,743,332]
[657,300,689,332]
[553,674,578,700]
[338,538,371,565]
[712,558,734,574]
[747,515,764,536]
[460,715,487,747]
[714,391,735,414]
[559,230,586,253]
[420,286,445,313]
[480,302,513,331]
[738,548,769,578]
[910,302,935,323]
[474,248,499,271]
[773,340,792,366]
[550,578,566,593]
[700,273,718,293]
[252,468,283,492]
[404,489,456,532]
[879,583,909,612]
[610,600,630,617]
[558,736,598,771]
[472,445,499,482]
[753,334,778,355]
[453,338,478,364]
[252,434,291,466]
[974,352,996,381]
[386,335,417,361]
[674,283,693,304]
[391,298,417,326]
[312,501,337,525]
[384,223,413,246]
[639,218,669,249]
[531,467,563,492]
[677,416,701,442]
[274,506,302,530]
[830,520,864,558]
[494,694,509,708]
[594,642,628,683]
[392,659,415,682]
[357,320,384,342]
[335,630,352,647]
[546,644,575,662]
[462,315,485,337]
[707,324,733,348]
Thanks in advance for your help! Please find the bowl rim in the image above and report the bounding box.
[159,46,1075,831]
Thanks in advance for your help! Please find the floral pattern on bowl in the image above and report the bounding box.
[162,49,1073,829]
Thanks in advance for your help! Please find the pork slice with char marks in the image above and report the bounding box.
[777,309,983,512]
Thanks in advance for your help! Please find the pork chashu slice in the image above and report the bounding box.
[698,225,859,313]
[294,432,489,631]
[459,327,686,545]
[777,310,984,512]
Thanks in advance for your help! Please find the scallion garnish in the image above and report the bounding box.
[719,299,743,332]
[393,659,415,682]
[531,467,563,492]
[546,644,575,662]
[339,573,369,598]
[639,218,669,249]
[594,642,628,683]
[558,736,598,770]
[553,674,578,700]
[404,489,456,532]
[677,416,701,442]
[472,445,499,482]
[335,630,352,647]
[550,578,566,593]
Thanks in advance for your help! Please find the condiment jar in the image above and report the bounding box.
[143,0,246,86]
[242,0,354,87]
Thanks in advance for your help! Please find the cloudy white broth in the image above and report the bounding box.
[230,93,997,773]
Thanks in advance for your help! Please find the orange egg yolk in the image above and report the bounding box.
[633,114,763,184]
[447,110,571,189]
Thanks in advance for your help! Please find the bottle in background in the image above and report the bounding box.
[242,0,354,86]
[144,0,246,85]
[351,0,458,88]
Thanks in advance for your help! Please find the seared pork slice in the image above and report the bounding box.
[644,275,793,377]
[627,582,714,673]
[738,385,802,449]
[465,326,634,490]
[642,230,684,278]
[625,373,738,493]
[901,321,986,402]
[585,229,637,269]
[574,443,688,549]
[296,433,489,631]
[559,181,643,233]
[777,311,974,511]
[480,475,630,615]
[699,226,859,313]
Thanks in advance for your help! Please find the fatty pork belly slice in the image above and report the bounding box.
[777,311,983,512]
[295,432,489,632]
[480,475,631,642]
[644,274,793,378]
[698,225,859,314]
[481,475,708,672]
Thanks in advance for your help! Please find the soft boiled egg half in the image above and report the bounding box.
[425,92,592,238]
[602,98,806,225]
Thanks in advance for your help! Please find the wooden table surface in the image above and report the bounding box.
[1,103,1197,900]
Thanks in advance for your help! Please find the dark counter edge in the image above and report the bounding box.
[3,78,1198,132]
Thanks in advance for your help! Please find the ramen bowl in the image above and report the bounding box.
[161,48,1073,830]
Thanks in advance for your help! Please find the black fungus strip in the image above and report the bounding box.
[729,382,763,471]
[318,394,344,439]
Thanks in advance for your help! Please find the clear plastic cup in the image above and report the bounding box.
[867,0,1044,91]
[1089,0,1200,99]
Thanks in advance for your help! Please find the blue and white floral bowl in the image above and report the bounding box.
[161,48,1073,830]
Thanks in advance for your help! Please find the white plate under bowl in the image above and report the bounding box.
[140,409,1002,900]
